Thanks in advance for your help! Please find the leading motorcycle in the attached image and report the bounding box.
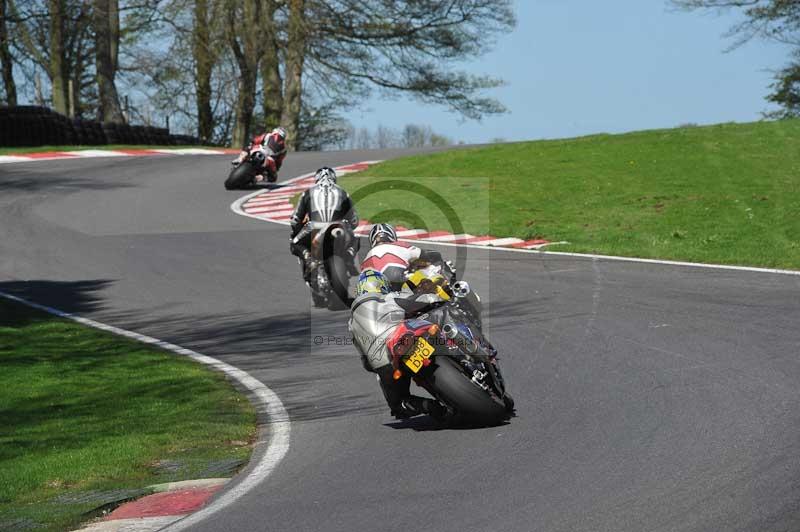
[224,145,277,190]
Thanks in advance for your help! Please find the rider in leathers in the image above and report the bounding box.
[232,126,287,183]
[289,167,360,279]
[361,223,449,290]
[349,269,449,420]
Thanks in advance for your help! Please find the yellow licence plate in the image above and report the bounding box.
[403,337,435,373]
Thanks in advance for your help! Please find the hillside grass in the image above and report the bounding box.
[0,299,256,531]
[342,120,800,269]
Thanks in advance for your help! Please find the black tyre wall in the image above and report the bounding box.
[0,105,204,148]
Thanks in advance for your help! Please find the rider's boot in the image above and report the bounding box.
[302,250,318,280]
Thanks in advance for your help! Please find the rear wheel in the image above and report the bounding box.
[225,162,255,190]
[425,356,508,426]
[326,253,350,309]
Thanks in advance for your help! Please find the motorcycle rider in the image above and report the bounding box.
[289,167,360,281]
[361,223,453,290]
[232,126,287,183]
[349,269,449,420]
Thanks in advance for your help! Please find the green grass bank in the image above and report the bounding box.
[343,120,800,269]
[0,299,256,531]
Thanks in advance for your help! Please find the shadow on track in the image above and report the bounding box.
[0,168,138,192]
[99,308,384,423]
[384,417,512,432]
[0,279,114,324]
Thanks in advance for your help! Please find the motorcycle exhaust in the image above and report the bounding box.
[442,323,478,354]
[331,227,344,238]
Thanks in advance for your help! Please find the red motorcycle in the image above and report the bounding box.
[224,145,278,190]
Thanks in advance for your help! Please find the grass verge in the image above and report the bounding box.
[0,298,256,532]
[341,119,800,270]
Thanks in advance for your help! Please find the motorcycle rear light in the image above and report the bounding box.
[422,358,432,367]
[391,333,415,357]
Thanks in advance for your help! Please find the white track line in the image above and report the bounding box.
[394,238,800,276]
[229,161,384,227]
[230,162,800,278]
[472,237,524,247]
[0,148,235,164]
[0,290,291,530]
[424,233,475,242]
[70,150,129,158]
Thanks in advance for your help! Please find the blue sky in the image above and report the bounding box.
[349,0,792,144]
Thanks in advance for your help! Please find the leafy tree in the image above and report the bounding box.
[225,0,263,146]
[193,0,215,141]
[765,50,800,118]
[672,0,800,118]
[402,124,431,148]
[273,0,514,149]
[8,0,72,114]
[3,0,514,150]
[294,100,350,151]
[93,0,124,123]
[0,0,15,105]
[260,0,282,129]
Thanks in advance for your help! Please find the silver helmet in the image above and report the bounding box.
[369,223,397,247]
[314,166,337,185]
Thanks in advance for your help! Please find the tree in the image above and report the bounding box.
[430,132,452,147]
[402,124,430,148]
[375,124,396,149]
[671,1,800,47]
[226,0,263,147]
[281,0,306,149]
[7,0,97,116]
[273,0,514,150]
[93,0,124,123]
[671,0,800,117]
[5,0,512,149]
[355,126,371,149]
[48,0,69,114]
[0,0,16,104]
[305,0,514,115]
[340,123,451,150]
[193,0,214,140]
[9,0,71,113]
[765,51,800,118]
[295,100,350,150]
[65,2,93,117]
[260,0,282,129]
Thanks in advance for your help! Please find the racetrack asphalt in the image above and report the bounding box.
[2,149,800,532]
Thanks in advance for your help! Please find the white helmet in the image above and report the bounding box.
[272,127,287,139]
[369,223,397,247]
[314,166,337,185]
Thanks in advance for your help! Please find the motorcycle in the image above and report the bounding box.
[388,266,514,425]
[297,220,356,308]
[224,145,277,190]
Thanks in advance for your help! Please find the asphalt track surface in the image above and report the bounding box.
[2,150,800,532]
